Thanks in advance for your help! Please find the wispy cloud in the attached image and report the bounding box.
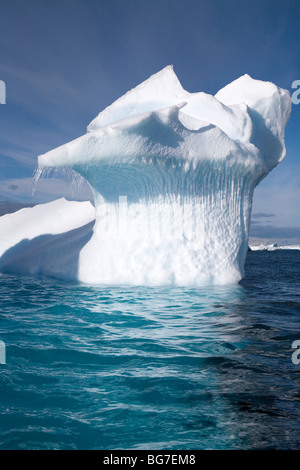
[0,176,93,204]
[252,161,300,228]
[250,224,300,240]
[252,213,276,218]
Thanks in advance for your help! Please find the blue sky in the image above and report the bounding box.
[0,0,299,242]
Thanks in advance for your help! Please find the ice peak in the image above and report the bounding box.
[87,64,185,132]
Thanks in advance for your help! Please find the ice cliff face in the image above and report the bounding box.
[33,66,291,285]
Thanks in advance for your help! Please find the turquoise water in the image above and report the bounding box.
[0,250,299,449]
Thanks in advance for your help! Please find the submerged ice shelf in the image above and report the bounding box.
[1,66,292,285]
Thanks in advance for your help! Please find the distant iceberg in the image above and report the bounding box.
[0,66,291,285]
[249,243,300,251]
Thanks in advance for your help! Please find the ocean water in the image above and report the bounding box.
[0,250,299,450]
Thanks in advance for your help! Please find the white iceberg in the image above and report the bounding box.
[0,66,291,285]
[249,243,300,251]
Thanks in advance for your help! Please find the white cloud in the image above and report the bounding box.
[0,175,93,204]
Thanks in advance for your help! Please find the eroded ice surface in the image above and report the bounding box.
[1,66,292,285]
[0,199,95,278]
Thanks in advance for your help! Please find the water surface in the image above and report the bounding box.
[0,250,299,449]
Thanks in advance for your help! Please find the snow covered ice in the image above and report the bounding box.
[0,66,291,285]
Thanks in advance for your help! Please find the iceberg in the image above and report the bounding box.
[1,66,291,285]
[249,243,300,252]
[0,198,95,278]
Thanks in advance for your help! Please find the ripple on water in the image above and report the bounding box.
[0,251,300,449]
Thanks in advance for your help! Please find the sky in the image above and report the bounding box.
[0,0,299,243]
